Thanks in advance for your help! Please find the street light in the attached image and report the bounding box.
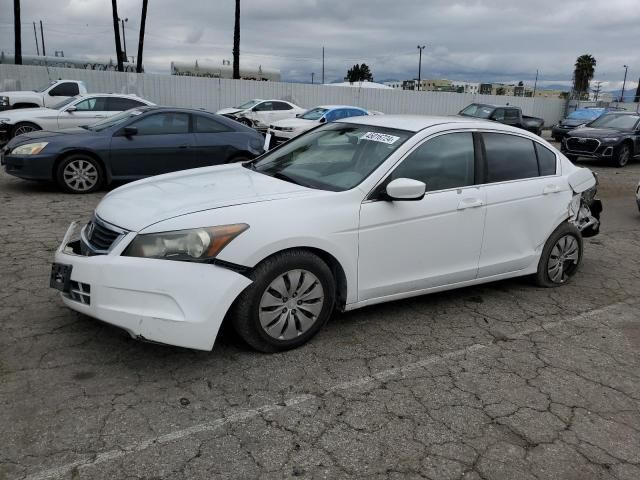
[417,45,426,91]
[621,65,629,103]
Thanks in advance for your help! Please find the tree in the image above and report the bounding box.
[136,0,148,73]
[111,0,124,72]
[13,0,21,65]
[346,63,373,82]
[573,54,596,100]
[233,0,240,79]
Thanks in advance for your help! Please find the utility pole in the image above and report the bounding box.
[416,45,425,91]
[311,72,315,84]
[233,0,240,79]
[533,69,538,98]
[111,0,124,72]
[39,20,46,56]
[322,47,325,84]
[136,0,148,73]
[620,65,629,102]
[120,18,128,60]
[33,22,39,56]
[13,0,22,64]
[634,77,640,103]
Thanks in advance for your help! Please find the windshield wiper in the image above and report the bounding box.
[272,172,314,188]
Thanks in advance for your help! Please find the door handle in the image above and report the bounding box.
[457,198,484,210]
[543,185,561,195]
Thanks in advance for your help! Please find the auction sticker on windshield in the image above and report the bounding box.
[361,132,400,144]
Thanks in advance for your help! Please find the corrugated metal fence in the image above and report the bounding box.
[1,64,568,125]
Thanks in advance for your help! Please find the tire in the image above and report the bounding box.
[535,222,583,288]
[238,118,253,127]
[612,143,631,168]
[231,250,336,352]
[11,122,41,138]
[55,154,104,194]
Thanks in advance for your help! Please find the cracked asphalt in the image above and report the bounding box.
[1,154,639,480]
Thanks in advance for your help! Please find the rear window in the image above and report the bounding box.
[483,133,539,183]
[535,143,557,176]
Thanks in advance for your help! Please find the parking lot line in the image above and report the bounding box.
[24,299,635,480]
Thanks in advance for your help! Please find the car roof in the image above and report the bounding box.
[75,93,146,99]
[315,105,367,111]
[470,103,519,109]
[337,114,497,132]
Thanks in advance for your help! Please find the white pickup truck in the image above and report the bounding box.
[0,79,88,111]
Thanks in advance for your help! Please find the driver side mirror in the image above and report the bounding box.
[121,126,138,137]
[295,113,302,118]
[384,178,426,201]
[319,117,327,124]
[65,106,77,113]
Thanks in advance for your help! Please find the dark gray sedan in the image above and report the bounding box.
[1,106,265,193]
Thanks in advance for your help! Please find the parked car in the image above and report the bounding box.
[0,93,154,143]
[561,112,640,167]
[1,106,264,193]
[0,79,88,111]
[459,103,544,135]
[216,99,305,130]
[551,107,625,141]
[265,105,370,149]
[636,179,640,212]
[50,115,601,352]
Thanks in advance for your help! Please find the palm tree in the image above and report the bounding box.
[233,0,240,79]
[111,0,124,72]
[573,54,597,100]
[13,0,22,65]
[136,0,148,73]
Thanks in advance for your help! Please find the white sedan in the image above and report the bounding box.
[216,99,305,130]
[0,94,154,141]
[51,116,602,352]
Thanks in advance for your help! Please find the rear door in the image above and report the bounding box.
[477,132,569,278]
[191,114,240,167]
[270,101,296,122]
[105,97,149,114]
[108,112,194,178]
[57,97,109,129]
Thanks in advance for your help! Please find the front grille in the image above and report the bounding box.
[566,137,600,153]
[82,216,127,254]
[68,281,91,305]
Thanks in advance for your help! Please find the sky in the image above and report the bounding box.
[0,0,638,94]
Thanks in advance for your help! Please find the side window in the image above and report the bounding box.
[273,102,292,111]
[504,109,519,120]
[130,113,189,135]
[390,132,475,192]
[350,109,367,118]
[50,82,80,97]
[492,109,505,121]
[483,133,539,182]
[73,98,98,111]
[194,115,232,133]
[324,110,339,122]
[254,101,273,112]
[535,143,557,176]
[106,97,146,111]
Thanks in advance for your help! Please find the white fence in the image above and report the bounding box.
[1,64,568,125]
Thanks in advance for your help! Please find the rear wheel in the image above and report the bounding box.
[55,154,103,194]
[11,122,41,138]
[231,250,336,352]
[535,223,583,287]
[612,143,631,168]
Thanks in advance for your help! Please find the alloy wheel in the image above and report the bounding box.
[618,146,630,167]
[547,234,580,283]
[258,269,325,340]
[63,159,99,192]
[13,124,37,137]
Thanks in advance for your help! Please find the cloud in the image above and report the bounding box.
[1,0,638,89]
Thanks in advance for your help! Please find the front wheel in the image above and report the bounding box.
[55,154,103,194]
[11,122,41,138]
[612,143,631,168]
[231,250,336,352]
[535,223,583,287]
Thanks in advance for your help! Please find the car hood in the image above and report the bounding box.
[216,107,244,116]
[560,118,592,127]
[567,127,627,138]
[271,118,316,129]
[0,90,41,97]
[6,127,91,148]
[97,163,315,231]
[0,107,54,119]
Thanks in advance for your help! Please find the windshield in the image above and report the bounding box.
[33,81,55,93]
[588,114,640,130]
[52,96,79,110]
[248,123,412,192]
[567,109,603,121]
[237,99,261,110]
[301,108,329,121]
[459,104,493,119]
[87,108,149,131]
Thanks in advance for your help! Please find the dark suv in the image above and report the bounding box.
[561,112,640,167]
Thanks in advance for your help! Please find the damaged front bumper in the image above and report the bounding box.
[569,175,602,238]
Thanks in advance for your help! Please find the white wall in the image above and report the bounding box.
[0,64,568,125]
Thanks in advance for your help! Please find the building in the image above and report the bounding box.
[452,81,480,94]
[383,81,402,89]
[534,89,566,99]
[420,79,453,92]
[402,79,418,90]
[170,60,280,81]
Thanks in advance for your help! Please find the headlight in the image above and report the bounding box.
[123,224,249,262]
[11,142,48,155]
[0,117,10,122]
[602,137,619,142]
[0,96,9,106]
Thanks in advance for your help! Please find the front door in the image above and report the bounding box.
[58,97,109,129]
[358,132,486,301]
[109,112,194,178]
